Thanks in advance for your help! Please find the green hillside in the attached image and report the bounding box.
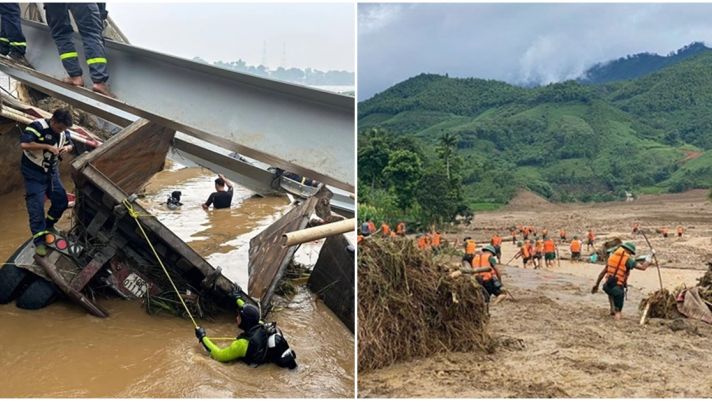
[358,51,712,214]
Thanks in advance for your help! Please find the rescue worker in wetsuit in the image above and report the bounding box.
[44,3,113,96]
[20,109,74,256]
[0,3,27,63]
[591,242,650,320]
[472,244,506,304]
[195,298,297,369]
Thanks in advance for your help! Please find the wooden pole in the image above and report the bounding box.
[640,231,664,291]
[282,218,355,247]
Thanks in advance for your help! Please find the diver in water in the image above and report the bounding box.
[195,296,297,369]
[166,191,183,210]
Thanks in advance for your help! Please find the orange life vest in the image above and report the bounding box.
[465,239,476,254]
[491,235,502,247]
[570,240,581,253]
[382,224,391,236]
[606,247,630,286]
[472,251,496,281]
[432,233,441,246]
[521,245,530,258]
[396,222,406,235]
[357,235,364,244]
[368,221,376,234]
[543,239,555,253]
[417,237,427,250]
[587,230,595,241]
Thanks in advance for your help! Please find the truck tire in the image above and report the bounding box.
[0,264,31,304]
[0,239,34,304]
[15,277,60,310]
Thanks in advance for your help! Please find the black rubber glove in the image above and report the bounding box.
[195,326,207,341]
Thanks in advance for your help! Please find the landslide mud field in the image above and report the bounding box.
[359,190,712,398]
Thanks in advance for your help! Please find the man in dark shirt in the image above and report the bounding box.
[202,174,233,210]
[20,108,74,256]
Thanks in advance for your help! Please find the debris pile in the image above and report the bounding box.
[358,237,491,371]
[640,289,680,319]
[697,263,712,304]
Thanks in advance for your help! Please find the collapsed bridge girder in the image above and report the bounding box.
[1,19,354,193]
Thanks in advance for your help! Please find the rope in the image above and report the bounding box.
[122,198,199,328]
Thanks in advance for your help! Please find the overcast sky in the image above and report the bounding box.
[358,3,712,100]
[109,3,354,71]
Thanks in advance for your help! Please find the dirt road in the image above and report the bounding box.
[358,190,712,397]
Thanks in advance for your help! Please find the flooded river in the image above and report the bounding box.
[0,164,354,398]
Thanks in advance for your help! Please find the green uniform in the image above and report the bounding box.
[603,257,636,311]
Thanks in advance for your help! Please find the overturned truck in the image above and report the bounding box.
[1,117,353,329]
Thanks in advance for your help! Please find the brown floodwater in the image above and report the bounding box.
[0,164,354,398]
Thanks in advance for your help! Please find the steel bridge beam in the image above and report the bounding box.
[2,19,354,192]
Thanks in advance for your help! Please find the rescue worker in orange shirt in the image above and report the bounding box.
[586,229,595,252]
[396,222,406,236]
[570,236,582,262]
[463,237,476,265]
[592,242,650,320]
[543,236,556,268]
[472,244,506,304]
[676,225,684,238]
[490,233,503,262]
[381,222,391,237]
[431,231,442,251]
[526,240,535,269]
[416,235,427,250]
[513,241,531,269]
[367,219,376,235]
[533,237,543,269]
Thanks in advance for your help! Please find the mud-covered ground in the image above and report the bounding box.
[359,190,712,398]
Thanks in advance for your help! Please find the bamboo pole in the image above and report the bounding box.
[282,218,355,247]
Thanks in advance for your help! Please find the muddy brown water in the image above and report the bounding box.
[0,165,354,398]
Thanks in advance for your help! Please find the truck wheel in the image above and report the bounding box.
[15,277,60,310]
[0,264,31,304]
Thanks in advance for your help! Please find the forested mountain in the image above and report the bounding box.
[579,42,711,84]
[358,49,712,214]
